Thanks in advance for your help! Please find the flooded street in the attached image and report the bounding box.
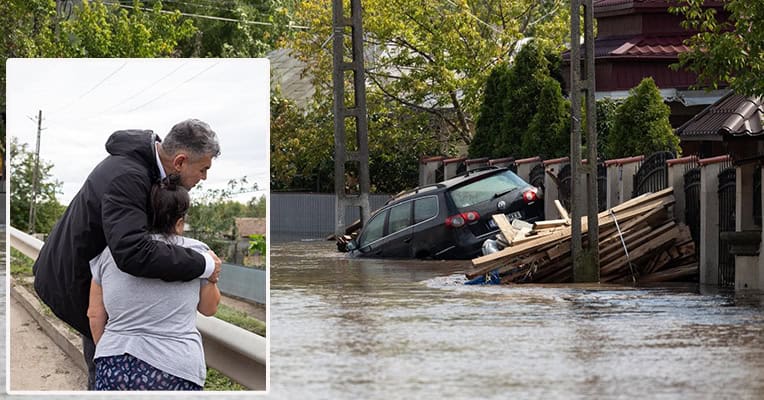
[270,241,764,399]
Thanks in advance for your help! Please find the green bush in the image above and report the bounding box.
[607,77,680,158]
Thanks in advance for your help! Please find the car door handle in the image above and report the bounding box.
[403,237,412,244]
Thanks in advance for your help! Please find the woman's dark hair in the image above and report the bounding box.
[150,175,190,235]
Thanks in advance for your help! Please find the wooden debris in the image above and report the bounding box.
[466,187,698,284]
[554,199,571,225]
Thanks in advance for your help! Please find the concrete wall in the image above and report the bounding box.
[699,156,730,286]
[734,163,764,291]
[443,157,466,180]
[543,158,569,219]
[419,156,444,186]
[516,157,541,182]
[605,156,644,209]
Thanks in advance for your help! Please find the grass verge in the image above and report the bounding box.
[204,367,247,391]
[214,303,266,337]
[11,248,34,277]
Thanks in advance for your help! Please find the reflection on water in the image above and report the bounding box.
[270,241,764,399]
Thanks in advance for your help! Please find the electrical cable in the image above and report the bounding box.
[126,61,219,112]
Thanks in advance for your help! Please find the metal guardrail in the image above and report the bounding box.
[219,263,266,304]
[9,226,266,390]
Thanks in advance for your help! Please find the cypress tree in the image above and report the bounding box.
[470,63,509,157]
[608,77,680,158]
[523,76,570,159]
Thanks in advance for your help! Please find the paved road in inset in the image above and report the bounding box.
[10,296,88,391]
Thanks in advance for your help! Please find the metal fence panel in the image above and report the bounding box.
[271,192,391,240]
[633,151,675,197]
[684,167,701,248]
[718,167,736,288]
[218,263,266,305]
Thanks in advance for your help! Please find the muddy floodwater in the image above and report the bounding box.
[269,241,764,400]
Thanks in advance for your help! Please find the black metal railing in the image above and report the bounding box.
[633,151,675,197]
[684,167,701,249]
[597,162,607,212]
[557,163,572,212]
[529,163,545,191]
[755,166,761,227]
[718,166,736,288]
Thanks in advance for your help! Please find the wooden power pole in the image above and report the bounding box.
[332,0,371,236]
[28,109,43,234]
[570,0,599,282]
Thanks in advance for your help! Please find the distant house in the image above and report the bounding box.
[268,48,315,109]
[562,0,729,128]
[231,217,266,266]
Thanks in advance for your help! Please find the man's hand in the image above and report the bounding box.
[207,250,222,283]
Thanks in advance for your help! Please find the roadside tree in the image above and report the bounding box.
[186,177,261,258]
[9,137,66,233]
[671,0,764,97]
[290,0,570,149]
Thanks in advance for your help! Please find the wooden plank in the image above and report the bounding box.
[534,219,568,228]
[465,239,561,278]
[601,187,674,216]
[492,214,517,243]
[639,263,698,283]
[554,200,571,224]
[471,194,674,270]
[600,226,679,276]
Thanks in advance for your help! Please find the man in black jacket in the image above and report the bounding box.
[33,119,223,390]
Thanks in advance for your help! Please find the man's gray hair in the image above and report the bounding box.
[162,119,221,159]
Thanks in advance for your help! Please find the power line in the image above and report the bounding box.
[102,1,309,30]
[98,61,191,114]
[48,61,128,117]
[126,61,220,112]
[444,0,502,35]
[159,0,240,13]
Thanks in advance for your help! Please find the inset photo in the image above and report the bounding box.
[6,58,269,392]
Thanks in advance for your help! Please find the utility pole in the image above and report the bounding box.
[570,0,599,282]
[332,0,371,236]
[28,110,43,234]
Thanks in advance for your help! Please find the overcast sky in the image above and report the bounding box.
[6,58,269,206]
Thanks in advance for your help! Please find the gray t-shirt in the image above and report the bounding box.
[89,234,211,387]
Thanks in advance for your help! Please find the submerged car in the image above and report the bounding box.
[347,167,544,259]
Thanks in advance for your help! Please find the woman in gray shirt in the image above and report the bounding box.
[87,177,220,390]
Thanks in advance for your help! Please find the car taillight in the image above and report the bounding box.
[523,188,538,204]
[445,211,480,228]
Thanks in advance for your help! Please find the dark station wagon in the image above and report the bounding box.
[347,167,544,259]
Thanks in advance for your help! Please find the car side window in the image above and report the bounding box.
[359,210,386,246]
[414,197,438,223]
[388,202,412,235]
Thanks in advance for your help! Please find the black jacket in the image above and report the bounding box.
[33,130,206,338]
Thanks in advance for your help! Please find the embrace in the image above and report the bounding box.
[33,119,223,390]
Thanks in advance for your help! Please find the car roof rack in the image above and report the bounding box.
[450,165,503,179]
[387,182,446,204]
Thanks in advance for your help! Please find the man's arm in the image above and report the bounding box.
[101,172,215,282]
[87,280,107,345]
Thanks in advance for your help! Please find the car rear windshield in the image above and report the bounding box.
[448,170,528,209]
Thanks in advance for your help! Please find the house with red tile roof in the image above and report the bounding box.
[563,0,729,127]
